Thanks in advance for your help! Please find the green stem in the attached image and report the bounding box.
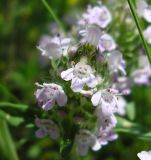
[41,0,65,33]
[0,119,19,160]
[127,0,151,64]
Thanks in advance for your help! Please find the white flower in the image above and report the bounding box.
[75,130,101,156]
[80,25,102,45]
[136,0,148,17]
[91,89,118,115]
[61,62,98,92]
[137,151,151,160]
[137,0,151,23]
[80,5,112,28]
[95,107,117,131]
[106,50,126,75]
[144,26,151,44]
[35,83,67,111]
[35,117,60,139]
[98,33,116,52]
[37,36,70,59]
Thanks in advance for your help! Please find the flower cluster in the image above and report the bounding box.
[34,2,128,157]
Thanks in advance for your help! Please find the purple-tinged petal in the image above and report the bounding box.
[71,78,85,92]
[56,91,67,107]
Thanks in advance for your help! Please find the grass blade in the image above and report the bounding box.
[127,0,151,64]
[41,0,65,33]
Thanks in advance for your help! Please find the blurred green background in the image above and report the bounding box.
[0,0,151,159]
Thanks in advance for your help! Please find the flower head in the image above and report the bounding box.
[79,5,112,28]
[37,36,70,59]
[35,83,67,111]
[35,117,60,139]
[61,62,98,92]
[137,151,151,160]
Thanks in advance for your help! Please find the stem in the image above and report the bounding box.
[127,0,151,64]
[0,119,19,160]
[41,0,65,33]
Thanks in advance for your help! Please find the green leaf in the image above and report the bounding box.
[0,119,19,160]
[0,110,24,127]
[127,0,151,64]
[115,117,151,141]
[126,102,136,120]
[0,102,28,112]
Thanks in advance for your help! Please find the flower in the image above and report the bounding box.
[35,83,67,111]
[137,0,151,23]
[95,107,117,131]
[98,33,116,52]
[144,26,151,44]
[37,36,70,59]
[91,89,118,115]
[79,26,116,52]
[136,0,148,18]
[79,4,112,28]
[106,50,126,75]
[61,62,98,92]
[35,117,60,139]
[131,54,151,85]
[137,151,151,160]
[80,25,102,45]
[75,130,100,156]
[112,76,132,95]
[131,68,151,85]
[96,130,118,147]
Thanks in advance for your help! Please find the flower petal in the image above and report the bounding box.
[86,74,98,88]
[71,78,85,92]
[42,99,55,111]
[61,68,74,81]
[91,91,101,106]
[56,91,67,107]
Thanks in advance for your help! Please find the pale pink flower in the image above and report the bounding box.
[61,62,98,92]
[35,83,67,111]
